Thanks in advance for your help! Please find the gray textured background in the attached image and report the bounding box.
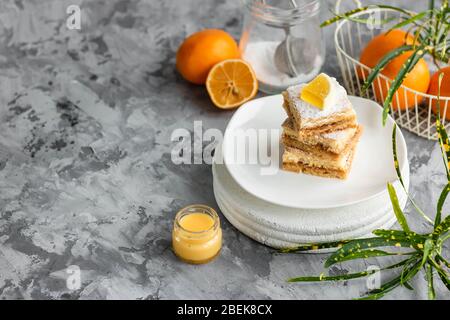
[0,0,448,299]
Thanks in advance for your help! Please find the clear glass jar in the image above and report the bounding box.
[172,205,222,264]
[240,0,325,94]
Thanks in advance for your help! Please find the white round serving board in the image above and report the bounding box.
[221,95,408,209]
[213,143,409,250]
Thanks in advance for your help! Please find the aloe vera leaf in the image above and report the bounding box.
[362,45,413,92]
[426,263,436,300]
[325,238,413,268]
[391,126,433,224]
[279,240,351,253]
[320,5,412,27]
[288,257,412,283]
[382,48,426,125]
[387,183,411,233]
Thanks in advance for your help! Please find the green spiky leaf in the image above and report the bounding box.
[320,5,412,27]
[279,240,351,253]
[285,2,450,300]
[362,45,414,93]
[433,215,450,236]
[334,249,410,264]
[426,263,436,300]
[388,11,431,31]
[435,183,450,227]
[420,239,434,268]
[382,47,427,125]
[325,238,413,268]
[288,270,375,283]
[435,72,450,227]
[359,258,420,300]
[387,183,410,232]
[428,257,450,290]
[392,125,433,224]
[372,229,426,247]
[436,121,450,179]
[289,258,411,283]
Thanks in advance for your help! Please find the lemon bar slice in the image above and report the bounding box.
[282,119,358,154]
[282,126,363,180]
[282,126,362,170]
[282,76,356,131]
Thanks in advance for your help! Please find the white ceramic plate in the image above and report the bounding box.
[221,95,408,209]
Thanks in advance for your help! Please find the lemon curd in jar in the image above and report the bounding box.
[172,205,222,264]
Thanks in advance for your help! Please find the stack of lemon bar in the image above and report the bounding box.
[281,74,363,179]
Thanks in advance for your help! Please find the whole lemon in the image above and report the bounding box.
[176,29,240,85]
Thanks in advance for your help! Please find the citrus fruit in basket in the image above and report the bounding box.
[359,29,430,111]
[428,66,450,120]
[176,29,240,85]
[206,59,258,109]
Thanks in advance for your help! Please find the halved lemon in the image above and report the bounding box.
[206,59,258,109]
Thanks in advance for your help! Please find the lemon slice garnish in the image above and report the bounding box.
[300,74,331,110]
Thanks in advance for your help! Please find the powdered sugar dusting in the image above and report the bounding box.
[286,77,352,120]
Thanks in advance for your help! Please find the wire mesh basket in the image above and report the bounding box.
[334,1,450,140]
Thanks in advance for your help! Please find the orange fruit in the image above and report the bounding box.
[359,30,416,74]
[428,67,450,120]
[206,59,258,109]
[176,29,240,85]
[359,29,430,111]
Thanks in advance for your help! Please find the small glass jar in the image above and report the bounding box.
[239,0,325,94]
[172,205,222,264]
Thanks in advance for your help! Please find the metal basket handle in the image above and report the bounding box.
[335,0,362,14]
